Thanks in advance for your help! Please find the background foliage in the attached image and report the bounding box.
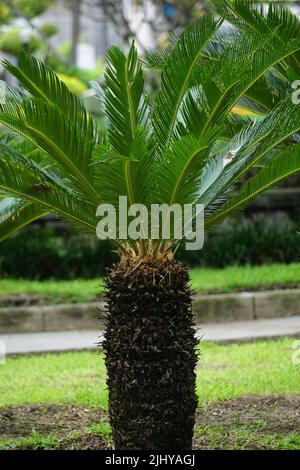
[0,216,298,279]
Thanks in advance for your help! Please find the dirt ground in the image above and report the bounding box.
[0,394,299,450]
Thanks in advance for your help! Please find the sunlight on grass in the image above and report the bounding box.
[196,339,300,404]
[190,262,300,294]
[0,350,108,409]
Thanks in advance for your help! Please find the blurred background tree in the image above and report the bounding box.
[0,1,59,58]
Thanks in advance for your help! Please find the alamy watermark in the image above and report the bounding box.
[291,340,300,365]
[0,83,6,105]
[292,80,300,104]
[96,196,204,250]
[0,340,6,365]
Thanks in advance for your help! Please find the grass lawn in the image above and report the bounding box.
[0,262,299,304]
[0,339,299,449]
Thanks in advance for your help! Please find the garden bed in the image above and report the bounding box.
[0,339,299,449]
[0,396,299,450]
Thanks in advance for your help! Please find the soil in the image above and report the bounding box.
[0,394,299,450]
[193,394,300,450]
[0,404,104,439]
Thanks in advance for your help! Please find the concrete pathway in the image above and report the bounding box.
[0,316,299,355]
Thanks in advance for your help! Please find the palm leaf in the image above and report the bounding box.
[198,95,300,207]
[0,197,47,242]
[0,97,99,203]
[103,42,150,206]
[0,144,97,234]
[206,144,300,227]
[153,15,220,154]
[2,52,94,141]
[152,130,218,206]
[215,0,300,75]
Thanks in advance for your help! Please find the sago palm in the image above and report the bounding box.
[1,0,300,450]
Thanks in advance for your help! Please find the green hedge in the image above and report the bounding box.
[0,227,117,280]
[177,217,300,268]
[0,217,298,279]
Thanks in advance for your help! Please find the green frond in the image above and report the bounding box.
[215,0,300,74]
[0,80,28,101]
[2,51,95,140]
[0,97,99,203]
[93,127,151,208]
[0,144,98,235]
[244,70,291,112]
[104,41,148,156]
[214,32,300,116]
[220,113,255,141]
[103,42,151,206]
[0,197,47,242]
[143,47,173,72]
[153,15,220,154]
[152,130,218,206]
[198,95,300,207]
[206,143,300,227]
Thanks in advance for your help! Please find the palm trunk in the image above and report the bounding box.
[103,258,198,450]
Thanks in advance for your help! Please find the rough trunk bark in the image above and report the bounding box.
[103,258,198,450]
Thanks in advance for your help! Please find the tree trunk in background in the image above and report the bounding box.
[70,0,81,66]
[104,258,198,450]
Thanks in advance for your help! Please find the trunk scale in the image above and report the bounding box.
[103,258,198,450]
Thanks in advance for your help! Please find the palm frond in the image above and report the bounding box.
[206,143,300,227]
[104,42,148,156]
[0,144,97,234]
[152,130,218,206]
[0,80,28,101]
[93,127,151,208]
[152,15,220,154]
[0,197,47,242]
[2,52,95,141]
[0,97,99,203]
[212,32,300,117]
[103,42,151,206]
[199,95,300,207]
[215,0,300,74]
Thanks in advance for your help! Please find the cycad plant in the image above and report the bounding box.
[1,0,300,450]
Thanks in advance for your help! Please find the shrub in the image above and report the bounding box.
[177,217,300,268]
[0,226,116,279]
[0,29,22,55]
[0,217,298,279]
[40,23,58,38]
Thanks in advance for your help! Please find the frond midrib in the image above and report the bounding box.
[164,19,222,149]
[0,113,100,204]
[0,183,96,233]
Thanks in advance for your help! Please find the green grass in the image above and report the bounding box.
[0,278,105,304]
[196,339,300,404]
[0,339,299,450]
[190,262,300,294]
[1,427,298,451]
[0,339,298,408]
[0,349,108,409]
[193,425,300,450]
[0,432,60,450]
[0,262,299,304]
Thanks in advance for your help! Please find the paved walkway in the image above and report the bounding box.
[0,316,299,355]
